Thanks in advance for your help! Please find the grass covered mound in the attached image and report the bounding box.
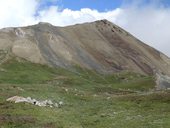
[0,58,155,90]
[0,58,169,128]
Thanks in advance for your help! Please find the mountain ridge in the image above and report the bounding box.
[0,19,170,76]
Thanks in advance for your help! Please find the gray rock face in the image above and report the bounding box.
[0,20,170,75]
[156,73,170,90]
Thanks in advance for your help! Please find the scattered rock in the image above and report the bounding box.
[107,97,111,100]
[65,88,68,92]
[6,96,63,108]
[16,87,24,91]
[93,94,97,97]
[0,68,6,72]
[58,101,63,106]
[54,103,59,108]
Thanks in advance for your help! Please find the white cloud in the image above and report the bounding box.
[0,0,38,28]
[0,0,169,57]
[114,4,170,57]
[37,7,122,26]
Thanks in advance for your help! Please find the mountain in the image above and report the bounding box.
[0,19,170,76]
[0,20,170,127]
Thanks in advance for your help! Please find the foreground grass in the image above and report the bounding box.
[0,58,169,128]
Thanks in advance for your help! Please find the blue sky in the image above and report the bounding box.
[56,0,123,11]
[41,0,170,11]
[41,0,123,11]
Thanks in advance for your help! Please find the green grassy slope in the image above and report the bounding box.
[0,58,169,128]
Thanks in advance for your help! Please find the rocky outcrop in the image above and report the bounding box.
[6,96,63,108]
[156,73,170,90]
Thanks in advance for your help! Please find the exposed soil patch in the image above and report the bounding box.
[0,115,36,124]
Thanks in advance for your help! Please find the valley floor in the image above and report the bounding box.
[0,58,170,128]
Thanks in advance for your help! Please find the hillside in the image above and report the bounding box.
[0,58,169,127]
[0,20,170,127]
[0,20,170,76]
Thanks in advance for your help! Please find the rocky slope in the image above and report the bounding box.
[0,19,170,76]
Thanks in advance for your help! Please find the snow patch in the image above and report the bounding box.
[15,28,25,37]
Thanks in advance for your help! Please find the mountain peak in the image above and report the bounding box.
[38,22,52,26]
[95,19,113,24]
[0,20,170,76]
